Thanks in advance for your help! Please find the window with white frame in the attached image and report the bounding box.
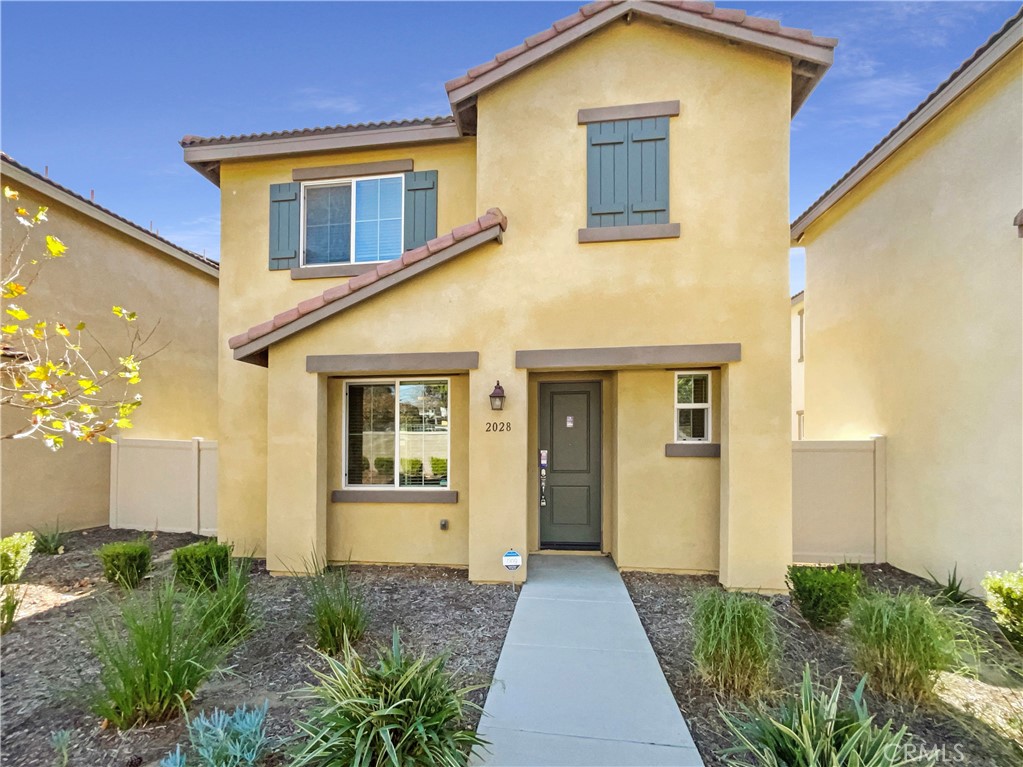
[675,372,711,442]
[344,379,450,489]
[303,174,404,266]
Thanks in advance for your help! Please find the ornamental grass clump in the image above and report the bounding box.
[720,665,928,767]
[1,531,35,583]
[693,588,778,698]
[194,557,254,648]
[981,565,1023,652]
[787,564,862,630]
[33,522,69,555]
[172,541,233,591]
[299,559,368,654]
[1,584,24,635]
[848,589,966,701]
[290,629,485,767]
[90,580,234,728]
[97,539,152,589]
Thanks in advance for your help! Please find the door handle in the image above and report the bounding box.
[539,449,548,507]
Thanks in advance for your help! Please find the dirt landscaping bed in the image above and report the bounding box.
[0,527,517,767]
[624,565,1023,767]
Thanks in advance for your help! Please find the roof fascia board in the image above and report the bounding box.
[792,22,1022,240]
[1,161,219,280]
[233,225,503,365]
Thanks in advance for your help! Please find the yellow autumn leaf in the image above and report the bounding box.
[15,207,28,216]
[5,305,29,321]
[1,324,18,333]
[112,306,123,317]
[2,281,26,299]
[98,435,116,444]
[4,186,19,200]
[75,321,86,331]
[44,435,64,450]
[56,323,70,337]
[51,420,64,430]
[115,418,133,429]
[45,235,67,257]
[79,403,96,414]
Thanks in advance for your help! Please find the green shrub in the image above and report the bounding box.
[172,541,233,591]
[849,589,965,701]
[982,565,1023,651]
[430,457,448,477]
[291,629,485,767]
[194,557,254,648]
[33,523,69,555]
[721,665,925,767]
[97,539,152,588]
[786,564,861,630]
[1,584,24,635]
[300,561,368,654]
[693,588,778,697]
[400,458,423,476]
[374,456,394,475]
[160,701,270,767]
[90,580,232,727]
[1,532,35,583]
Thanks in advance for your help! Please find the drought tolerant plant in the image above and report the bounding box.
[982,565,1023,652]
[927,563,976,605]
[787,564,862,630]
[1,584,25,634]
[159,701,271,767]
[33,522,69,555]
[291,629,485,767]
[97,538,152,588]
[693,588,778,698]
[173,540,233,591]
[90,580,232,727]
[299,558,368,653]
[720,665,930,767]
[849,589,966,701]
[49,730,71,767]
[194,557,254,648]
[1,531,35,583]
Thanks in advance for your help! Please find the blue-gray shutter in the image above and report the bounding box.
[586,117,669,228]
[268,182,301,270]
[626,117,669,225]
[404,170,438,250]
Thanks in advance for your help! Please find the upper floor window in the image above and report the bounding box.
[303,175,404,265]
[675,371,711,443]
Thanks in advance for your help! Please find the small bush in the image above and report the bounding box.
[195,557,254,648]
[400,458,423,476]
[721,665,921,767]
[90,580,231,727]
[1,584,24,635]
[430,457,448,478]
[374,456,394,475]
[172,541,233,591]
[1,532,35,583]
[786,564,861,630]
[33,523,69,555]
[97,539,152,589]
[291,629,485,767]
[160,700,270,767]
[693,588,778,697]
[982,565,1023,651]
[300,561,368,654]
[849,589,965,701]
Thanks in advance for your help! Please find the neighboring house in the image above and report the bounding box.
[0,154,219,536]
[791,291,804,440]
[183,0,836,588]
[791,9,1022,589]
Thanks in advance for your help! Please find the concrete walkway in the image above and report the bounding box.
[472,555,703,766]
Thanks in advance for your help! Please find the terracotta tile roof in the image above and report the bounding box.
[180,116,455,148]
[444,0,838,95]
[792,6,1023,237]
[0,152,219,273]
[229,208,508,358]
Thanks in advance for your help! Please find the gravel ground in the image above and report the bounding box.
[624,564,1023,767]
[0,528,517,767]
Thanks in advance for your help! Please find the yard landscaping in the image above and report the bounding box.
[624,565,1023,766]
[0,527,516,767]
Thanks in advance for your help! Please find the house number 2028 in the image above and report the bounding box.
[485,421,512,433]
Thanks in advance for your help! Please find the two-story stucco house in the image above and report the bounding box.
[182,0,836,589]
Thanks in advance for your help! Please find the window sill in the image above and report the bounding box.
[578,223,681,243]
[332,489,459,504]
[291,264,377,280]
[664,443,720,458]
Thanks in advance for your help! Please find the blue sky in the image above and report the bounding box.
[2,1,1017,292]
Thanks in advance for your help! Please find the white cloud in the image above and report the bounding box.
[160,214,221,261]
[291,87,362,115]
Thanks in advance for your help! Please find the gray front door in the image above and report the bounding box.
[538,382,601,550]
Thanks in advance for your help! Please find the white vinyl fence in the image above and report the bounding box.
[792,436,886,564]
[110,438,217,535]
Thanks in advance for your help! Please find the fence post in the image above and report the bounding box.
[191,437,203,535]
[871,435,887,563]
[109,439,120,529]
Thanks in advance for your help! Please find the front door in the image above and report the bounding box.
[538,381,601,550]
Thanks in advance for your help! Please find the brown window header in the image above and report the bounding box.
[578,100,681,125]
[293,158,414,182]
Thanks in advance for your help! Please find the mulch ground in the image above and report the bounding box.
[623,565,1023,767]
[0,527,517,767]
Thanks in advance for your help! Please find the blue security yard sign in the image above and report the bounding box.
[503,549,522,571]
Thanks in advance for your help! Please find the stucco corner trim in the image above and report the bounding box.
[290,263,376,280]
[331,489,459,504]
[665,443,721,458]
[516,343,740,371]
[577,101,681,124]
[307,351,479,375]
[578,223,681,243]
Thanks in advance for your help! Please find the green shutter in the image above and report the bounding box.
[268,182,301,270]
[404,170,438,250]
[586,117,669,228]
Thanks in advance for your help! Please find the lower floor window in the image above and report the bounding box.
[675,371,711,442]
[344,379,450,489]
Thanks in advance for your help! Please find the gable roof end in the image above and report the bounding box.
[230,209,508,366]
[446,0,838,133]
[792,7,1023,241]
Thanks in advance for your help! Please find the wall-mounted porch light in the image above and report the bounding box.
[489,381,506,411]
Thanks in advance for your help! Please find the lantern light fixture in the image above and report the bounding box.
[489,381,506,411]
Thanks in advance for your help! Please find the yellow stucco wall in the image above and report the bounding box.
[1,177,219,536]
[800,46,1023,590]
[219,18,794,588]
